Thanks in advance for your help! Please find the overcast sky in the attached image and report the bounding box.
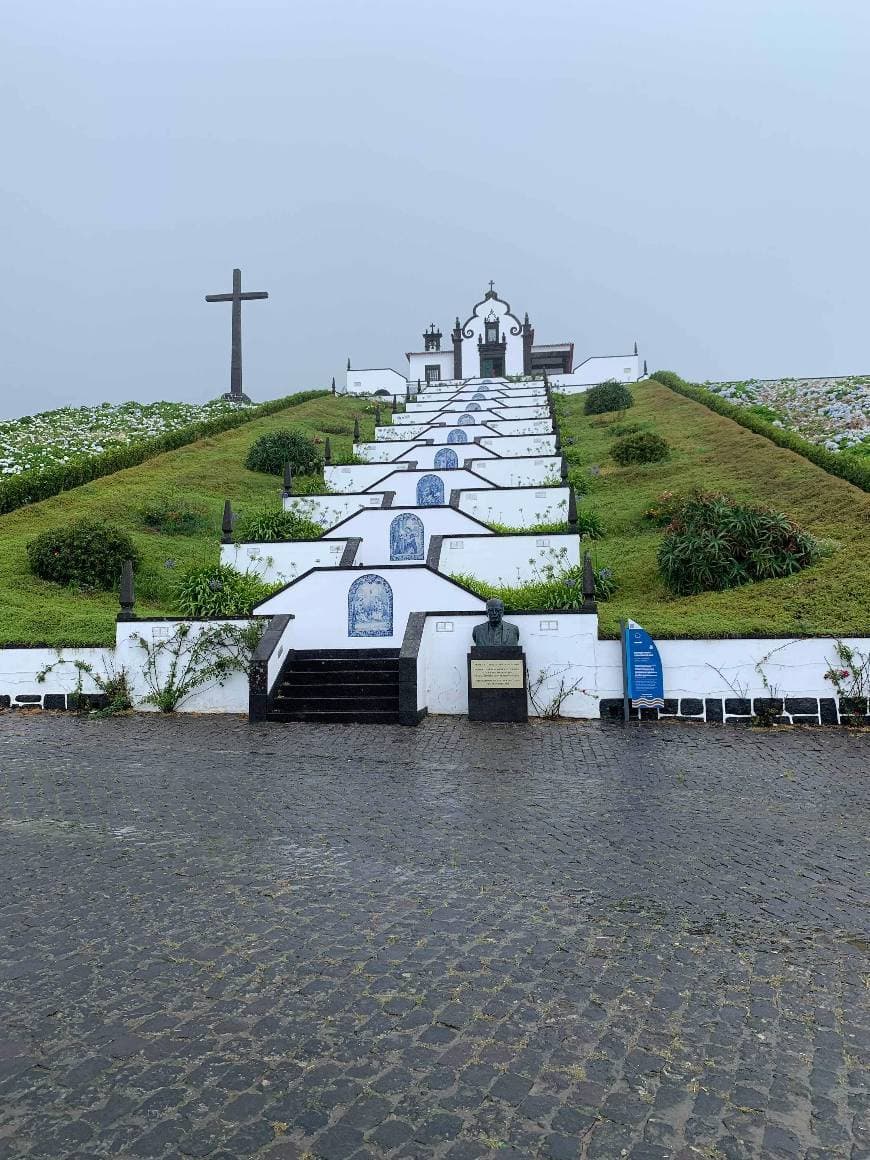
[1,0,868,420]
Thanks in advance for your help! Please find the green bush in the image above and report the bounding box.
[611,432,671,465]
[658,492,820,595]
[584,379,634,415]
[27,519,140,590]
[649,370,870,493]
[0,390,329,517]
[234,506,324,542]
[643,490,684,527]
[486,508,604,539]
[175,563,277,617]
[245,428,323,476]
[139,491,211,536]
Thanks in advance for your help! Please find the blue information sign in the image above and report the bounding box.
[623,619,664,709]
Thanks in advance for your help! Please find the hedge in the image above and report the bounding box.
[0,390,329,516]
[649,371,870,494]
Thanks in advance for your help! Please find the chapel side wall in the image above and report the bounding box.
[468,457,562,487]
[344,369,408,396]
[367,470,493,505]
[323,506,491,562]
[221,541,348,585]
[324,464,410,493]
[396,444,498,467]
[354,441,425,462]
[283,493,386,525]
[479,435,557,457]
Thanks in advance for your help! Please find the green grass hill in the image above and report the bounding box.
[0,383,868,645]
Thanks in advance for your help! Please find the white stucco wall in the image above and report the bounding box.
[455,486,569,528]
[283,492,386,526]
[486,419,553,436]
[375,424,427,441]
[323,505,490,563]
[361,469,493,503]
[344,368,408,396]
[436,533,580,586]
[254,567,485,648]
[467,456,562,487]
[407,350,454,385]
[354,440,424,463]
[396,443,498,467]
[221,540,349,585]
[324,463,410,493]
[479,435,558,457]
[419,613,600,718]
[414,424,502,445]
[0,647,114,706]
[557,354,641,385]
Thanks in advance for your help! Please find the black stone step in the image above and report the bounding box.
[273,694,399,712]
[266,708,401,724]
[287,659,400,675]
[292,649,399,660]
[282,670,399,687]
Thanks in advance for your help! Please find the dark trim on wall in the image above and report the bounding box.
[339,538,362,566]
[398,612,428,726]
[249,614,293,722]
[379,491,396,508]
[426,535,444,570]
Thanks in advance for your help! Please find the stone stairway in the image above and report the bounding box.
[267,649,401,723]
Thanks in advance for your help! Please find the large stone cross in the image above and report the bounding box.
[205,268,269,402]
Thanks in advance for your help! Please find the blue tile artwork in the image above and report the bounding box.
[457,414,475,425]
[416,475,444,506]
[348,574,393,637]
[466,403,481,411]
[434,447,458,469]
[447,429,468,444]
[472,392,486,399]
[389,513,424,560]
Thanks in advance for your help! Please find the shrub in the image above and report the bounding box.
[584,379,634,415]
[27,519,140,590]
[234,506,324,542]
[0,390,330,517]
[643,490,683,526]
[611,432,671,465]
[139,490,210,536]
[658,492,820,595]
[245,429,323,476]
[649,370,870,493]
[175,563,277,617]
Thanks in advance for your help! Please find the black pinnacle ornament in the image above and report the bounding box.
[582,550,596,609]
[331,376,336,394]
[324,437,332,464]
[283,462,293,497]
[221,499,234,544]
[353,417,360,441]
[567,485,578,532]
[560,456,569,481]
[118,559,136,621]
[375,405,381,427]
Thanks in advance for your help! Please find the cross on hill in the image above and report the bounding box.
[205,268,269,402]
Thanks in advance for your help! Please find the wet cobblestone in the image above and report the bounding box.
[0,714,867,1158]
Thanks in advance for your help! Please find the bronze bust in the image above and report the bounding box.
[472,598,520,646]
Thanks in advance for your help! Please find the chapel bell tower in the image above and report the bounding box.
[423,323,442,352]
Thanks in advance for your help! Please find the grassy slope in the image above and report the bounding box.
[0,395,378,646]
[0,384,867,645]
[563,380,870,637]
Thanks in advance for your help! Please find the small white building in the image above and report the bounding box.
[344,283,640,394]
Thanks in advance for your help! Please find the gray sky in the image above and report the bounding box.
[1,0,868,420]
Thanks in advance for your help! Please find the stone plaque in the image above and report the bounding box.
[470,660,524,689]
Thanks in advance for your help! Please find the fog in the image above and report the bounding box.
[1,0,868,419]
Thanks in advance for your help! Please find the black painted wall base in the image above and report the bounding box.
[467,646,528,723]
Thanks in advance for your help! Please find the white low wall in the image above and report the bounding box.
[436,533,580,586]
[221,540,349,585]
[355,440,424,463]
[397,443,498,467]
[551,354,641,387]
[324,463,410,493]
[419,612,600,718]
[486,418,553,436]
[468,455,562,487]
[0,647,114,709]
[375,424,427,441]
[255,566,485,648]
[323,505,490,563]
[283,492,386,525]
[479,435,557,457]
[392,409,503,426]
[344,368,407,396]
[455,486,569,528]
[363,468,492,503]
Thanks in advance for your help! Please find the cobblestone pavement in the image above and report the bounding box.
[0,714,868,1160]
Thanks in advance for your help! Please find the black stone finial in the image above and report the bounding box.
[555,429,561,453]
[643,359,648,375]
[567,485,578,532]
[347,357,351,371]
[634,341,638,356]
[324,436,332,464]
[221,500,234,544]
[283,462,293,497]
[392,394,397,412]
[331,376,336,394]
[560,456,569,481]
[374,405,381,427]
[353,417,360,442]
[118,559,136,621]
[582,550,596,609]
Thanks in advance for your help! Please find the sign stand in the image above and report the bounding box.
[620,619,631,724]
[620,618,665,723]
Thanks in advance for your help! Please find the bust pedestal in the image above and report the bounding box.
[467,646,528,723]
